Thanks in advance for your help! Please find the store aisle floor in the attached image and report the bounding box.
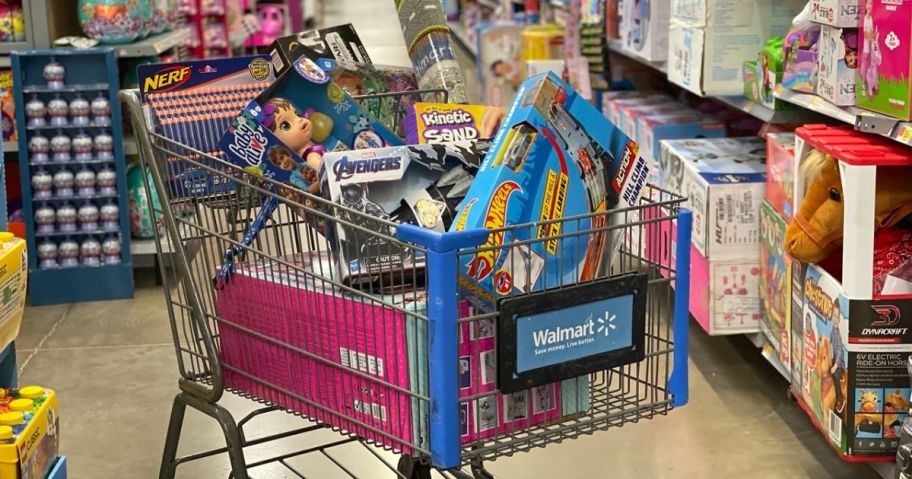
[15,2,883,478]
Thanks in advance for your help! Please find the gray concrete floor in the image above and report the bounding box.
[14,1,886,477]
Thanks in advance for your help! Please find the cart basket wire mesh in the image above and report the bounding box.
[121,88,692,474]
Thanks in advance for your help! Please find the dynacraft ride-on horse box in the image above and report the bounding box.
[784,124,912,460]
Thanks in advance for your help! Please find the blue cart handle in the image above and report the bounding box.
[668,208,692,407]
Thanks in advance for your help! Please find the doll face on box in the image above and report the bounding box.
[269,102,314,156]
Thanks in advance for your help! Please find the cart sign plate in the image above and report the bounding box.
[497,273,647,393]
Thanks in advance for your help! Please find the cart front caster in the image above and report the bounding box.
[471,462,495,479]
[397,455,431,479]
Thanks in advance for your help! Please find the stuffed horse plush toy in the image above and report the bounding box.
[785,149,912,264]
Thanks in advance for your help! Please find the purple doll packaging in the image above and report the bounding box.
[857,0,912,119]
[817,25,860,106]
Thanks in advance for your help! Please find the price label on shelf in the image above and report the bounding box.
[898,125,912,144]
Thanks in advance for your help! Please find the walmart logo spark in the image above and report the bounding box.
[532,310,616,348]
[596,312,616,337]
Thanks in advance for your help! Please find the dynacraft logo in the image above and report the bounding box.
[532,312,617,351]
[466,181,521,281]
[332,156,402,182]
[864,305,908,336]
[143,65,191,93]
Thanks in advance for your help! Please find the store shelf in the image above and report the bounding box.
[36,227,120,238]
[0,56,9,68]
[448,22,478,58]
[33,192,119,202]
[22,83,109,93]
[26,122,116,131]
[115,29,191,58]
[774,85,912,147]
[3,141,15,153]
[132,233,174,256]
[476,0,501,9]
[31,158,115,167]
[607,40,667,73]
[714,95,823,125]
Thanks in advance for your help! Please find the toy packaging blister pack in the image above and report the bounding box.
[322,142,487,285]
[760,199,794,375]
[404,102,500,144]
[325,60,421,139]
[816,25,859,106]
[268,24,371,77]
[138,56,274,198]
[218,54,402,196]
[452,71,650,311]
[857,0,912,120]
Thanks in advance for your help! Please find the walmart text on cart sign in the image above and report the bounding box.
[516,294,635,373]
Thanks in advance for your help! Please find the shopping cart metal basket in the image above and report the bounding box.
[121,88,692,479]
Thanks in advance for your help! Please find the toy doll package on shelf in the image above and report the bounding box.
[452,71,650,312]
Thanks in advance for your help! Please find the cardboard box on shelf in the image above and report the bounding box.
[658,137,767,259]
[667,0,806,96]
[856,0,912,120]
[817,25,859,106]
[760,200,794,376]
[809,0,860,28]
[766,132,798,220]
[619,0,670,62]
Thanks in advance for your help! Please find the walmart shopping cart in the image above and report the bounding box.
[121,88,692,479]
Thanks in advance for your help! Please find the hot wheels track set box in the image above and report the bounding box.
[218,54,402,192]
[322,142,487,285]
[452,72,650,311]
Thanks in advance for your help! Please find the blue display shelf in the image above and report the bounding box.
[12,49,134,305]
[47,456,67,479]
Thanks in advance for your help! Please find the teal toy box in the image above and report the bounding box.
[451,72,650,311]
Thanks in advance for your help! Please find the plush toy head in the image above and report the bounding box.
[785,149,912,264]
[785,150,844,263]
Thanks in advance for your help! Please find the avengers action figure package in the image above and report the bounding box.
[452,71,650,311]
[322,141,489,285]
[218,54,402,195]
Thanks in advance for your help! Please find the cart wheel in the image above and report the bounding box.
[471,463,495,479]
[397,455,432,479]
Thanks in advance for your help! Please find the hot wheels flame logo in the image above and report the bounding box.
[466,181,521,281]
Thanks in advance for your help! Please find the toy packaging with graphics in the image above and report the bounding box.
[321,141,488,285]
[218,54,402,195]
[404,102,501,144]
[452,71,650,311]
[792,265,912,456]
[857,0,912,119]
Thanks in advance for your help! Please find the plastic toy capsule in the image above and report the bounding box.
[9,399,32,412]
[18,386,44,399]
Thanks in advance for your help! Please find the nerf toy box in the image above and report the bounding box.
[452,72,650,311]
[268,23,371,76]
[658,137,767,259]
[760,199,794,375]
[766,132,797,220]
[0,386,58,479]
[219,54,402,196]
[321,142,486,285]
[404,103,500,144]
[138,56,275,198]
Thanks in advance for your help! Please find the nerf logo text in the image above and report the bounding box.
[466,181,521,281]
[333,156,402,182]
[143,66,191,93]
[227,121,268,167]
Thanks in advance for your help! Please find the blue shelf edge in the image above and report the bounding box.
[47,456,67,479]
[29,263,133,306]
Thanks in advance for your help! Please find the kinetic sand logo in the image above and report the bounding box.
[143,65,191,93]
[420,108,479,143]
[228,120,268,167]
[466,181,521,281]
[804,278,834,319]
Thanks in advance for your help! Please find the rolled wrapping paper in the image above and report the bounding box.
[395,0,468,103]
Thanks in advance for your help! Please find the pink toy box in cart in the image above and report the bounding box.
[215,252,590,453]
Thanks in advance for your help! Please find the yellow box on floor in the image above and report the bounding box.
[0,232,27,353]
[0,386,59,479]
